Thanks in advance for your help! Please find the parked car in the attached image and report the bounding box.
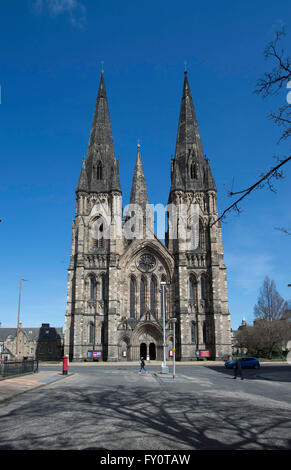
[225,357,260,369]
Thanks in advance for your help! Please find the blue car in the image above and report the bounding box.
[225,357,260,369]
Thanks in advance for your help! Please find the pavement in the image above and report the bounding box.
[0,370,74,403]
[0,361,290,405]
[1,362,291,450]
[0,361,207,404]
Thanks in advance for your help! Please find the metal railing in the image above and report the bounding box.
[0,359,39,378]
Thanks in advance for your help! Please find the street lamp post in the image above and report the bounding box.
[16,279,28,359]
[171,317,177,379]
[160,281,168,374]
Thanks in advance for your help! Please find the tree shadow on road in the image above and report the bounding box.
[0,383,290,450]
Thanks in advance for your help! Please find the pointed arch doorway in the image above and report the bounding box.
[132,322,163,360]
[149,342,156,360]
[140,343,147,359]
[139,342,156,360]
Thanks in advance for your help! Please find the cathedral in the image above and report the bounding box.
[64,70,232,362]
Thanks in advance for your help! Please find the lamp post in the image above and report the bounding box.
[16,279,28,359]
[160,281,168,374]
[171,317,177,379]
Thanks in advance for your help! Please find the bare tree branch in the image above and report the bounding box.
[254,28,291,98]
[210,155,291,226]
[274,227,291,236]
[212,29,291,227]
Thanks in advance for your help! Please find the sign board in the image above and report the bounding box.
[169,350,173,357]
[200,350,210,357]
[88,350,102,359]
[122,351,127,357]
[196,350,210,358]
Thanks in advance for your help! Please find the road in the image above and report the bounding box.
[1,362,291,450]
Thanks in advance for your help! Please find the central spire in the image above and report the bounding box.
[129,143,149,212]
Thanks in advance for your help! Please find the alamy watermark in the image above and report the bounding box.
[91,202,201,250]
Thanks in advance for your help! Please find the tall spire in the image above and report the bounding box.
[82,71,119,193]
[171,72,216,192]
[129,143,149,212]
[88,71,115,161]
[175,71,204,162]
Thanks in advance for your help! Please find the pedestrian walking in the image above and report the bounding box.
[139,357,147,373]
[233,357,243,380]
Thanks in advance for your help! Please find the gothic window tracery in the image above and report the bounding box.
[189,275,197,302]
[190,162,197,179]
[89,322,94,344]
[150,276,156,314]
[91,215,106,249]
[201,276,206,301]
[130,277,136,318]
[90,277,95,300]
[140,278,146,315]
[97,161,102,180]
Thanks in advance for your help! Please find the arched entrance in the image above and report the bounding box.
[149,343,156,360]
[140,342,147,359]
[131,322,163,361]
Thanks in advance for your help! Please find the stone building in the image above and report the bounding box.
[64,71,232,362]
[0,323,63,361]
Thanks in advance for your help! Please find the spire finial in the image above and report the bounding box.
[184,60,187,73]
[101,61,104,74]
[137,137,141,149]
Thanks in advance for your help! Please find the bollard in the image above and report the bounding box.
[62,355,68,375]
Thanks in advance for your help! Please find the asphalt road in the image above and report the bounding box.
[1,363,291,450]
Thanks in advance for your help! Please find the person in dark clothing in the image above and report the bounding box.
[139,357,147,373]
[233,357,243,380]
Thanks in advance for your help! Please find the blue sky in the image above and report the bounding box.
[0,0,290,331]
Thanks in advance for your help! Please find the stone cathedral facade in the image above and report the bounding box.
[64,71,232,362]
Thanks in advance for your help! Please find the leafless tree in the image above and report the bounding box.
[254,276,288,320]
[237,277,290,359]
[250,276,290,359]
[255,29,291,142]
[252,318,291,359]
[212,28,291,227]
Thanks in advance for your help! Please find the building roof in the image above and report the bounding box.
[0,326,63,342]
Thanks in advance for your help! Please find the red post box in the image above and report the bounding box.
[62,356,68,375]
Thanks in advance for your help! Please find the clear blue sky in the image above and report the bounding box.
[0,0,290,330]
